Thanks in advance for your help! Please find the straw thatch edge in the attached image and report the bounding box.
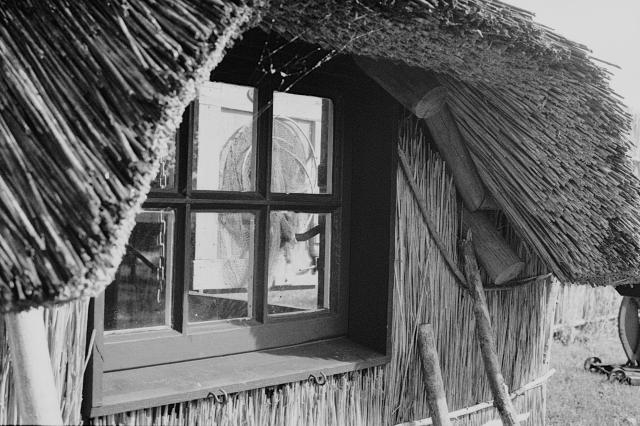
[1,4,262,313]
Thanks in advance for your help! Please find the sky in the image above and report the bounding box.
[506,0,640,114]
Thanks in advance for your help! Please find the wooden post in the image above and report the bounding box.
[462,209,524,285]
[462,231,520,426]
[5,307,63,425]
[355,56,495,211]
[543,279,560,365]
[417,324,452,426]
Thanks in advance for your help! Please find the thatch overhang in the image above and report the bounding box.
[262,0,640,285]
[0,0,263,312]
[0,0,638,313]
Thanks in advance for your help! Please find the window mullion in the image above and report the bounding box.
[254,84,273,324]
[177,203,191,333]
[254,205,269,323]
[256,85,273,199]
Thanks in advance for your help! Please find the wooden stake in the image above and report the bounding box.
[5,307,62,425]
[543,279,560,365]
[462,231,520,426]
[417,324,452,426]
[462,209,524,285]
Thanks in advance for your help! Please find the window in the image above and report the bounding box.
[101,77,345,369]
[86,31,397,417]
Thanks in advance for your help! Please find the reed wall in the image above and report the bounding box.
[554,284,621,328]
[90,116,556,425]
[0,299,89,426]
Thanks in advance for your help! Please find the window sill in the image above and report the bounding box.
[90,337,388,417]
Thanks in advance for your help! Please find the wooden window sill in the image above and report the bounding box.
[90,337,388,417]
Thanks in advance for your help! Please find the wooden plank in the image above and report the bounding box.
[462,232,520,426]
[93,337,388,417]
[5,308,63,425]
[354,56,445,118]
[417,324,451,426]
[346,77,398,354]
[462,209,524,285]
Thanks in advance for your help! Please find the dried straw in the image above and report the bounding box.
[442,76,640,285]
[0,1,261,312]
[554,284,621,329]
[386,117,555,425]
[0,298,89,425]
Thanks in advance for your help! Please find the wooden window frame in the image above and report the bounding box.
[84,32,398,418]
[101,72,349,370]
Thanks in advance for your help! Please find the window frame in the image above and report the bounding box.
[84,32,399,418]
[96,70,349,371]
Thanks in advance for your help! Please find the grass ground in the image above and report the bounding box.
[548,321,640,425]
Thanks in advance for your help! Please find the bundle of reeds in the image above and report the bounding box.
[0,1,260,312]
[554,284,621,329]
[442,75,640,284]
[0,299,89,425]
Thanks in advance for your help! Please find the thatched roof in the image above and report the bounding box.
[1,0,638,312]
[0,1,261,312]
[263,0,640,285]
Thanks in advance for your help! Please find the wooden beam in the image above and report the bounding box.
[355,56,495,211]
[463,232,520,426]
[417,324,451,426]
[354,56,446,118]
[424,108,496,211]
[463,209,524,285]
[5,307,63,425]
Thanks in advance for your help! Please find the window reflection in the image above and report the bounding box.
[192,82,257,191]
[105,210,174,332]
[189,211,255,323]
[272,92,333,194]
[268,211,330,315]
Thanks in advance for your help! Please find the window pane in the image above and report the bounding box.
[268,211,331,315]
[189,211,255,322]
[150,133,177,191]
[192,82,257,191]
[271,92,333,194]
[105,209,174,332]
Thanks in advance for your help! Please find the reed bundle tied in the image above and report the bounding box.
[265,0,640,286]
[0,1,260,312]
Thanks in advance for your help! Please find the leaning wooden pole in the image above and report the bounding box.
[462,231,520,426]
[5,308,62,425]
[417,324,452,426]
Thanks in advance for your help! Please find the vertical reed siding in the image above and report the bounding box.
[0,299,89,425]
[554,284,621,328]
[387,118,553,425]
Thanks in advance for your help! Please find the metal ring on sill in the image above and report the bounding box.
[207,388,228,404]
[308,372,327,386]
